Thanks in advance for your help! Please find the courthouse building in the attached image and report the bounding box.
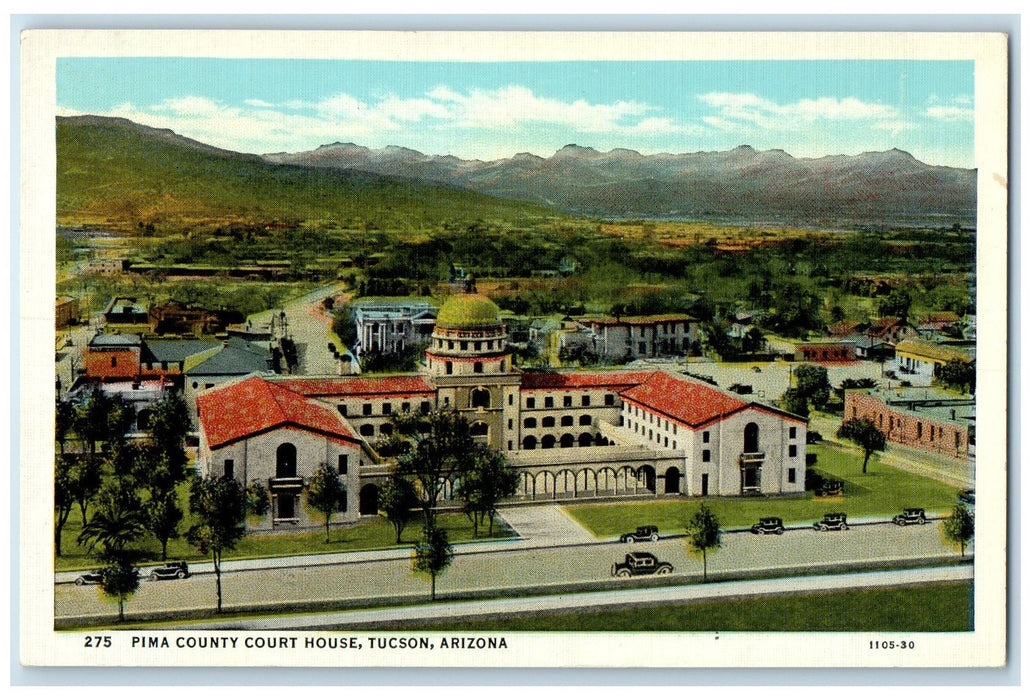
[196,294,807,529]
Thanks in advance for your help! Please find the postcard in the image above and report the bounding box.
[18,28,1008,669]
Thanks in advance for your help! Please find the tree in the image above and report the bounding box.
[68,456,103,524]
[779,388,810,418]
[794,364,831,411]
[456,447,519,536]
[685,503,722,582]
[741,327,767,354]
[55,397,75,455]
[306,465,346,543]
[378,474,419,544]
[145,390,191,479]
[878,288,912,324]
[412,524,454,601]
[837,418,887,474]
[186,475,247,614]
[941,503,975,556]
[936,358,976,394]
[246,481,270,518]
[146,491,184,561]
[391,408,479,530]
[54,457,77,557]
[77,479,149,622]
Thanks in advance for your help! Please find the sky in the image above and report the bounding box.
[57,58,976,168]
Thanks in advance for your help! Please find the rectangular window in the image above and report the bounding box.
[339,404,347,416]
[402,402,410,413]
[788,468,796,483]
[605,394,614,406]
[563,396,572,407]
[509,394,514,406]
[420,401,431,414]
[788,445,797,457]
[508,419,513,429]
[382,403,391,416]
[223,459,234,479]
[581,395,590,406]
[703,431,710,443]
[338,455,348,475]
[789,426,797,439]
[363,403,372,416]
[526,397,536,409]
[702,450,711,463]
[545,397,554,408]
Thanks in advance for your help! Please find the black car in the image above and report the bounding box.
[750,516,785,535]
[816,480,844,497]
[611,552,673,577]
[813,513,849,531]
[892,508,928,526]
[620,525,660,543]
[149,561,190,581]
[74,570,104,586]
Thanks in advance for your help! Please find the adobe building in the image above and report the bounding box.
[844,386,974,460]
[196,294,807,529]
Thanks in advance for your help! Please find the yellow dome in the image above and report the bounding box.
[435,294,502,330]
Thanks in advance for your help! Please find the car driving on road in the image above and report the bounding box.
[892,508,928,526]
[619,525,660,543]
[74,570,103,586]
[611,552,673,577]
[813,513,849,531]
[149,561,190,581]
[750,516,785,535]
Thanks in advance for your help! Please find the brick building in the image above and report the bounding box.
[843,387,974,460]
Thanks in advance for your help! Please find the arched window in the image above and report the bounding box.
[744,422,760,453]
[542,416,556,428]
[276,443,297,478]
[523,417,537,429]
[522,435,537,450]
[470,422,489,437]
[578,432,593,447]
[560,433,574,448]
[471,388,491,409]
[541,435,556,449]
[359,424,375,437]
[579,415,592,426]
[560,415,574,427]
[379,423,393,436]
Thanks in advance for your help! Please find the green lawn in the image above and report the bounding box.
[56,508,511,573]
[565,443,961,537]
[358,582,973,632]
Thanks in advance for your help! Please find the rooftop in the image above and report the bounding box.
[275,375,436,398]
[435,294,502,330]
[519,370,657,392]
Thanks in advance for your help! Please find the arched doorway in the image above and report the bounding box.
[359,484,380,515]
[578,432,593,447]
[664,466,681,494]
[276,443,297,478]
[541,435,556,449]
[744,422,760,453]
[639,465,656,493]
[470,388,491,409]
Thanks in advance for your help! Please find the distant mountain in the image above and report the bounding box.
[56,116,555,230]
[266,141,977,223]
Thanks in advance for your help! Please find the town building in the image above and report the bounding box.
[895,338,974,376]
[844,386,974,460]
[795,339,858,363]
[577,314,699,362]
[55,297,80,330]
[102,297,150,334]
[148,302,245,336]
[350,299,437,358]
[196,295,807,530]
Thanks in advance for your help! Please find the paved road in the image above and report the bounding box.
[246,283,346,376]
[172,563,974,630]
[55,521,969,626]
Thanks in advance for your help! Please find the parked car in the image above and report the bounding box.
[149,561,190,581]
[813,513,849,531]
[611,552,673,577]
[816,480,844,497]
[750,516,785,535]
[892,508,928,526]
[74,570,104,586]
[620,525,660,543]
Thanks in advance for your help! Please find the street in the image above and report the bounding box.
[55,520,968,626]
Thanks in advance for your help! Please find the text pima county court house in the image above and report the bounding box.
[196,295,807,529]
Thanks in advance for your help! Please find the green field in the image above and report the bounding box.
[565,443,961,537]
[56,508,511,573]
[361,582,973,632]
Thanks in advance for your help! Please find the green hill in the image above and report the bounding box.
[56,116,557,232]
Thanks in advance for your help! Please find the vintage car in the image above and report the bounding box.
[816,480,844,497]
[750,516,785,535]
[148,561,190,581]
[619,525,660,543]
[813,513,849,531]
[892,508,928,526]
[611,552,673,577]
[74,570,104,586]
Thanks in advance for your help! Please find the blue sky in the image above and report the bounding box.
[57,58,975,167]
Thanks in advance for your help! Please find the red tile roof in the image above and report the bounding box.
[275,376,435,398]
[619,372,750,428]
[519,370,657,391]
[198,376,356,448]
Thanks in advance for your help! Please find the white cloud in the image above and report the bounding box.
[926,105,974,122]
[698,91,899,131]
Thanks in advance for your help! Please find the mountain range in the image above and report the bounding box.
[57,115,976,227]
[267,140,976,223]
